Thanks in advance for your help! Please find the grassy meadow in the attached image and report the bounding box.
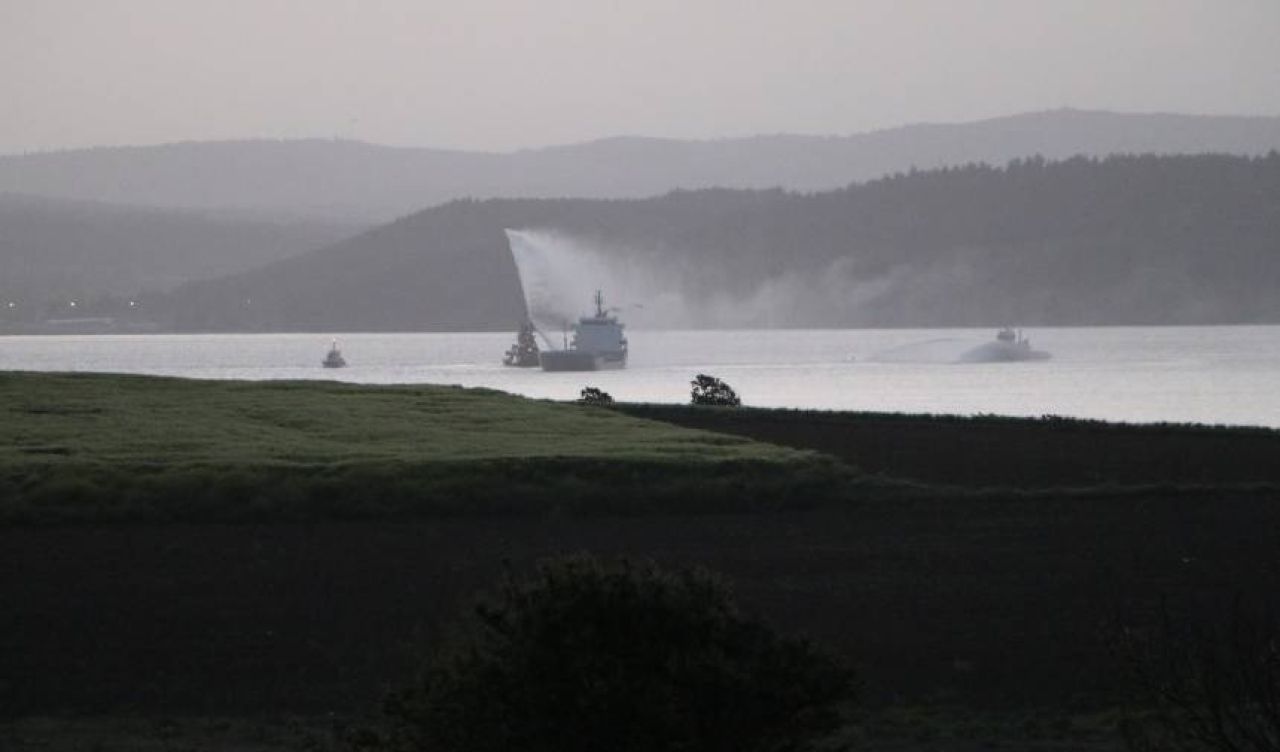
[0,372,845,522]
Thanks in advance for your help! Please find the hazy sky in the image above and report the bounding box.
[3,0,1279,154]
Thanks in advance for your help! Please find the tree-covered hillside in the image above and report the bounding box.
[156,153,1280,331]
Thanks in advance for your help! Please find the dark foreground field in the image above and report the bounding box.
[3,375,1279,750]
[616,404,1280,490]
[5,494,1279,749]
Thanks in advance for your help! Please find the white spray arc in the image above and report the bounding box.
[504,229,690,338]
[503,227,906,331]
[506,229,608,339]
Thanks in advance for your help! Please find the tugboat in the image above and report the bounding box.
[502,321,541,367]
[959,327,1050,362]
[322,339,347,368]
[538,290,628,371]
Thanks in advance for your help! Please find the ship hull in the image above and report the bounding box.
[539,350,627,372]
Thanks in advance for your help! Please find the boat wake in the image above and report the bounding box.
[870,338,974,364]
[870,330,1051,364]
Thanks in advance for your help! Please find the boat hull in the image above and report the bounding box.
[539,350,626,372]
[503,352,540,367]
[958,341,1051,363]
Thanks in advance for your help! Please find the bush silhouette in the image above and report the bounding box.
[1113,599,1280,752]
[381,555,854,752]
[691,373,741,406]
[578,386,614,405]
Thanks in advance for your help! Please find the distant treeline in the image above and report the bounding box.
[154,152,1280,331]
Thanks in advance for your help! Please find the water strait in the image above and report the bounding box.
[2,325,1277,428]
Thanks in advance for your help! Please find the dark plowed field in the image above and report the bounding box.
[619,405,1280,489]
[5,493,1279,718]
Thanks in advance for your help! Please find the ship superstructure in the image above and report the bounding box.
[538,291,628,371]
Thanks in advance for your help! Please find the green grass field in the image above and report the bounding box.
[0,372,845,523]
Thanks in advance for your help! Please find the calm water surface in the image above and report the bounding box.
[2,327,1277,428]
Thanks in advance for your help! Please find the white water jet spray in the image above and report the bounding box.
[506,229,607,337]
[868,338,975,364]
[503,228,916,331]
[504,229,690,338]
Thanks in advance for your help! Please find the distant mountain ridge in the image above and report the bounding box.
[3,110,1279,222]
[154,152,1280,332]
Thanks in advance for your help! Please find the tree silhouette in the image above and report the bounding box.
[691,374,741,406]
[1113,599,1280,752]
[578,386,614,405]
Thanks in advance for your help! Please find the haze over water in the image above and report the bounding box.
[2,326,1276,428]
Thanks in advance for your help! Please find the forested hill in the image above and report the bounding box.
[4,110,1280,222]
[156,153,1280,331]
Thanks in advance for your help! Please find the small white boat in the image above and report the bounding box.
[322,340,347,368]
[502,321,541,367]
